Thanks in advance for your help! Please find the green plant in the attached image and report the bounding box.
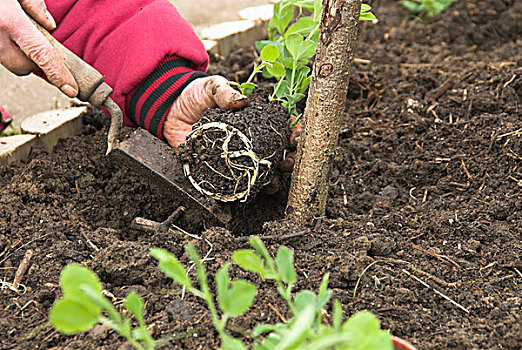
[400,0,458,18]
[258,0,376,122]
[0,124,21,136]
[49,264,155,350]
[152,237,394,350]
[228,0,375,122]
[227,45,282,97]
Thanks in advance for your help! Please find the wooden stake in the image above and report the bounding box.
[286,0,363,224]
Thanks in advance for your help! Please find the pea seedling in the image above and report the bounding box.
[227,45,281,97]
[254,0,376,123]
[49,264,155,350]
[153,237,394,350]
[400,0,458,18]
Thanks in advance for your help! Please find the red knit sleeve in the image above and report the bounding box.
[45,0,209,132]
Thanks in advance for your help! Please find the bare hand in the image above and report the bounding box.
[163,75,247,147]
[0,0,78,97]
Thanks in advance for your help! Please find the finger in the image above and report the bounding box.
[9,18,78,97]
[0,31,37,75]
[204,75,248,111]
[281,152,295,173]
[19,0,57,31]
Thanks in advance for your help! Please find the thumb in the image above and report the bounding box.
[204,76,248,111]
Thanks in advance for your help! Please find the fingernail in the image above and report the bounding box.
[45,10,57,30]
[61,84,78,98]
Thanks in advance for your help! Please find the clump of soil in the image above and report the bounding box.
[178,88,290,202]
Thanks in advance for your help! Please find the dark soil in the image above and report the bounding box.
[1,0,521,349]
[178,88,290,202]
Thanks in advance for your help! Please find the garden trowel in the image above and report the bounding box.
[28,16,122,155]
[30,15,232,227]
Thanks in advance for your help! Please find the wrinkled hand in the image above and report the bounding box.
[163,75,247,147]
[0,0,78,97]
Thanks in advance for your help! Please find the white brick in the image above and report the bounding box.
[239,5,274,22]
[21,107,87,152]
[0,135,37,166]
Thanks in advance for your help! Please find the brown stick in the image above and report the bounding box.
[286,0,363,224]
[13,249,33,291]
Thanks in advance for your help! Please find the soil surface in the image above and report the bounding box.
[1,0,521,349]
[178,88,290,202]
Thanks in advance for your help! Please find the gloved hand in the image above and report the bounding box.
[163,75,247,147]
[0,0,78,97]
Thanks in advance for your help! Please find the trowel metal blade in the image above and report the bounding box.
[109,128,232,226]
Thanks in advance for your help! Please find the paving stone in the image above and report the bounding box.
[239,4,274,22]
[21,107,87,152]
[0,134,38,166]
[199,20,267,56]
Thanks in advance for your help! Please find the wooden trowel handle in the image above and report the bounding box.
[28,17,112,106]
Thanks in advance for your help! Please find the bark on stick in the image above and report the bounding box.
[286,0,362,224]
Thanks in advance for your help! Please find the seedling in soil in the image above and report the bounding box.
[49,264,155,350]
[400,0,458,18]
[152,237,393,349]
[252,0,376,122]
[227,45,281,97]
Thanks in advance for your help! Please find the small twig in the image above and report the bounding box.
[238,230,308,242]
[13,249,33,291]
[411,243,461,269]
[402,269,469,314]
[268,302,287,323]
[514,268,522,279]
[460,158,473,180]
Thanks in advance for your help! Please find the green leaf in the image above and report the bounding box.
[400,0,420,12]
[361,4,371,12]
[267,62,286,78]
[150,248,192,290]
[285,33,304,60]
[248,237,273,268]
[59,264,102,316]
[60,264,102,299]
[252,323,286,336]
[332,300,343,331]
[241,82,258,90]
[275,304,315,349]
[80,285,122,324]
[272,2,294,36]
[261,45,280,62]
[227,81,241,87]
[225,280,257,317]
[342,311,394,350]
[299,76,311,94]
[294,290,317,314]
[132,326,155,348]
[286,17,315,37]
[124,291,145,327]
[50,298,99,334]
[275,246,296,286]
[274,80,291,100]
[313,0,323,22]
[222,334,248,350]
[359,11,377,21]
[216,262,231,312]
[232,250,270,278]
[256,40,275,54]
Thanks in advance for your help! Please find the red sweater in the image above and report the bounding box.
[46,0,209,140]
